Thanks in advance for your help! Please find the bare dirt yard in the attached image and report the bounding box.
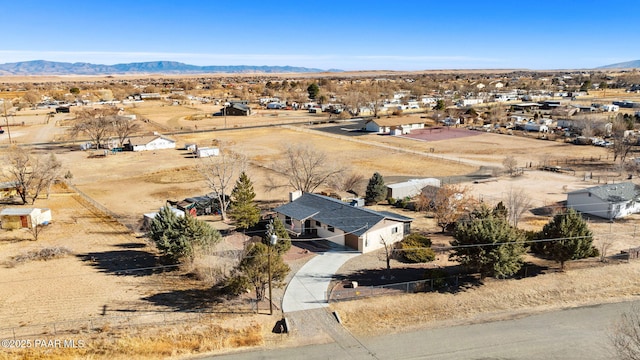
[1,98,640,358]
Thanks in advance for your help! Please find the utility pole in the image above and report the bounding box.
[2,99,12,143]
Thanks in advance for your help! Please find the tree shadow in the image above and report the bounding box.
[142,288,225,312]
[76,249,161,276]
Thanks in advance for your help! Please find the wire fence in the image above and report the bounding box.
[329,251,637,303]
[63,181,137,232]
[0,298,266,341]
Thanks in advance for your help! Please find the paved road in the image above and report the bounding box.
[207,300,638,360]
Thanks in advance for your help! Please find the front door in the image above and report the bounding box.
[304,219,311,234]
[20,216,28,228]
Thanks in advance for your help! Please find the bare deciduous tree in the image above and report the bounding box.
[69,108,119,149]
[504,187,532,227]
[196,146,247,222]
[4,147,61,204]
[269,144,345,193]
[112,116,141,148]
[502,155,518,176]
[610,304,640,360]
[328,171,364,195]
[426,184,476,233]
[610,115,635,165]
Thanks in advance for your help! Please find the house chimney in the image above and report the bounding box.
[289,190,302,202]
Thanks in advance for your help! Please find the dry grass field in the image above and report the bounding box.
[2,94,640,357]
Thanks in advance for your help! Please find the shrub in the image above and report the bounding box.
[424,268,449,290]
[396,233,436,263]
[6,246,72,267]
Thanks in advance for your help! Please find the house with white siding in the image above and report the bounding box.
[125,134,176,152]
[567,182,640,219]
[364,117,425,134]
[273,192,413,253]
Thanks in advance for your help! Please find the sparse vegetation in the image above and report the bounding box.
[6,246,71,267]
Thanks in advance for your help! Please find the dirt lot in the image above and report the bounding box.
[1,98,640,357]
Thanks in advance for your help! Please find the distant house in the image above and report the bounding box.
[274,192,413,253]
[0,208,52,230]
[567,182,640,219]
[387,178,441,200]
[364,117,425,134]
[223,101,252,116]
[0,181,19,199]
[124,134,176,152]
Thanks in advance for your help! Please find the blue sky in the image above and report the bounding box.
[2,0,639,71]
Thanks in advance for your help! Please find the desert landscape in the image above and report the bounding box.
[1,70,640,359]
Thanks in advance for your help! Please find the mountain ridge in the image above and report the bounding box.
[597,60,640,69]
[0,60,340,75]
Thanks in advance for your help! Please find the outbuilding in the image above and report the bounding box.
[0,208,52,229]
[386,178,441,200]
[196,147,219,158]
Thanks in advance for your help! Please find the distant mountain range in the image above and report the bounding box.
[0,60,340,75]
[597,60,640,69]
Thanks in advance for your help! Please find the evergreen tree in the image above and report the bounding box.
[536,208,596,270]
[236,242,290,301]
[229,172,261,230]
[264,217,292,255]
[365,172,386,204]
[147,205,222,264]
[307,83,320,99]
[493,201,508,220]
[450,204,525,279]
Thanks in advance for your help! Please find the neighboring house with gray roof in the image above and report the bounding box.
[566,182,640,219]
[273,192,412,253]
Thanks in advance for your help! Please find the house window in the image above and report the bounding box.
[391,226,398,234]
[285,216,292,225]
[328,226,335,232]
[315,220,321,227]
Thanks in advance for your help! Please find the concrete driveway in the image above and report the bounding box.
[282,245,359,312]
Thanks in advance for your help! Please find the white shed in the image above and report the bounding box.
[0,208,52,229]
[196,147,220,158]
[387,178,441,200]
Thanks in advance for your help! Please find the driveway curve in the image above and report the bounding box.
[282,247,359,313]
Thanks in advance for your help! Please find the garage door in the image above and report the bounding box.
[345,234,359,251]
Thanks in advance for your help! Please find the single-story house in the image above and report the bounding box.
[567,182,640,219]
[364,117,425,134]
[125,134,176,152]
[223,102,252,116]
[0,208,52,229]
[387,178,441,200]
[274,192,413,253]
